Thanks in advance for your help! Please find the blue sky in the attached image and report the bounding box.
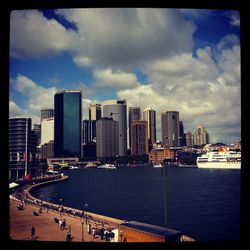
[9,8,241,144]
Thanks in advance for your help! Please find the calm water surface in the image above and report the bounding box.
[31,166,241,241]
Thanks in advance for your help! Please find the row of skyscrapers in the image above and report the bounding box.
[9,90,209,179]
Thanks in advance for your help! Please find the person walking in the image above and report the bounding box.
[31,226,36,240]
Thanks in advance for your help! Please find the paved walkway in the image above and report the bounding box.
[10,198,119,242]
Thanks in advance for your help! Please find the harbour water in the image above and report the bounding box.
[31,165,241,241]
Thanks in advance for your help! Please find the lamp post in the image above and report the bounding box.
[84,203,88,224]
[81,219,84,242]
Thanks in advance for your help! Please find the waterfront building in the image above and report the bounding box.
[89,103,101,121]
[128,107,141,149]
[185,131,193,147]
[9,118,39,180]
[149,147,174,164]
[40,118,54,146]
[102,100,127,156]
[40,140,54,159]
[96,117,119,158]
[131,120,148,156]
[179,121,186,147]
[33,123,41,145]
[41,108,54,121]
[161,111,180,147]
[193,125,209,146]
[54,90,82,158]
[83,120,96,144]
[143,107,156,150]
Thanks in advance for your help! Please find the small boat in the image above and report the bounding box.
[153,164,163,168]
[97,164,117,169]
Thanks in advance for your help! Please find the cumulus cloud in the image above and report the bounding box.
[56,8,196,69]
[9,100,23,117]
[10,10,79,58]
[93,69,139,90]
[10,74,58,124]
[117,37,241,144]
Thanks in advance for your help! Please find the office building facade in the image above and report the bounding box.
[96,118,119,158]
[185,131,193,147]
[9,118,39,180]
[83,120,96,144]
[54,91,82,158]
[193,125,209,146]
[128,107,141,149]
[161,111,180,147]
[40,118,54,146]
[179,121,186,147]
[143,107,156,149]
[131,120,148,156]
[89,103,101,121]
[102,100,127,156]
[41,108,54,121]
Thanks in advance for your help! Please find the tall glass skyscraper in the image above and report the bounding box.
[161,110,180,147]
[54,91,82,158]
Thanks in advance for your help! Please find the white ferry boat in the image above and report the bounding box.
[97,164,117,169]
[153,164,163,168]
[196,149,241,169]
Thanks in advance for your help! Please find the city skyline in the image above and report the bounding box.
[9,8,241,144]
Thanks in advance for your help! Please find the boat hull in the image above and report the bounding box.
[197,162,241,169]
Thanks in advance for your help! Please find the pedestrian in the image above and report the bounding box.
[68,225,71,233]
[31,226,36,240]
[66,231,72,242]
[62,218,66,230]
[100,228,104,240]
[92,228,96,239]
[59,219,63,230]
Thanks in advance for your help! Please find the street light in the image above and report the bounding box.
[84,203,88,224]
[81,220,84,242]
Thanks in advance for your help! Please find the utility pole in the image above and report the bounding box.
[162,161,168,228]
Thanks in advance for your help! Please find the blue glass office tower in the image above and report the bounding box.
[54,91,82,158]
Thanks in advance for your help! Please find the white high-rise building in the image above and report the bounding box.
[193,125,209,146]
[40,118,54,146]
[102,100,127,156]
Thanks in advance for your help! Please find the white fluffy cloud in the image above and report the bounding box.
[117,37,241,144]
[93,69,138,90]
[10,74,58,124]
[10,10,79,58]
[55,8,196,69]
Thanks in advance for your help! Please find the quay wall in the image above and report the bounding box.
[25,174,124,227]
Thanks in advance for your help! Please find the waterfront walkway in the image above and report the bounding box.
[10,174,123,242]
[10,198,120,242]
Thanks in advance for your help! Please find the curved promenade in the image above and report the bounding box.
[10,174,123,242]
[10,174,194,242]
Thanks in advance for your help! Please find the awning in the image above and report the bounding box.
[9,182,19,189]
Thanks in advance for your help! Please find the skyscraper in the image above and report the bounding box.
[96,118,119,158]
[185,131,193,147]
[102,100,127,156]
[193,125,209,146]
[83,120,96,144]
[179,121,186,147]
[41,108,54,121]
[54,90,82,158]
[9,118,39,180]
[131,120,148,156]
[128,107,141,149]
[40,118,54,146]
[89,103,101,121]
[143,107,156,149]
[161,111,180,147]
